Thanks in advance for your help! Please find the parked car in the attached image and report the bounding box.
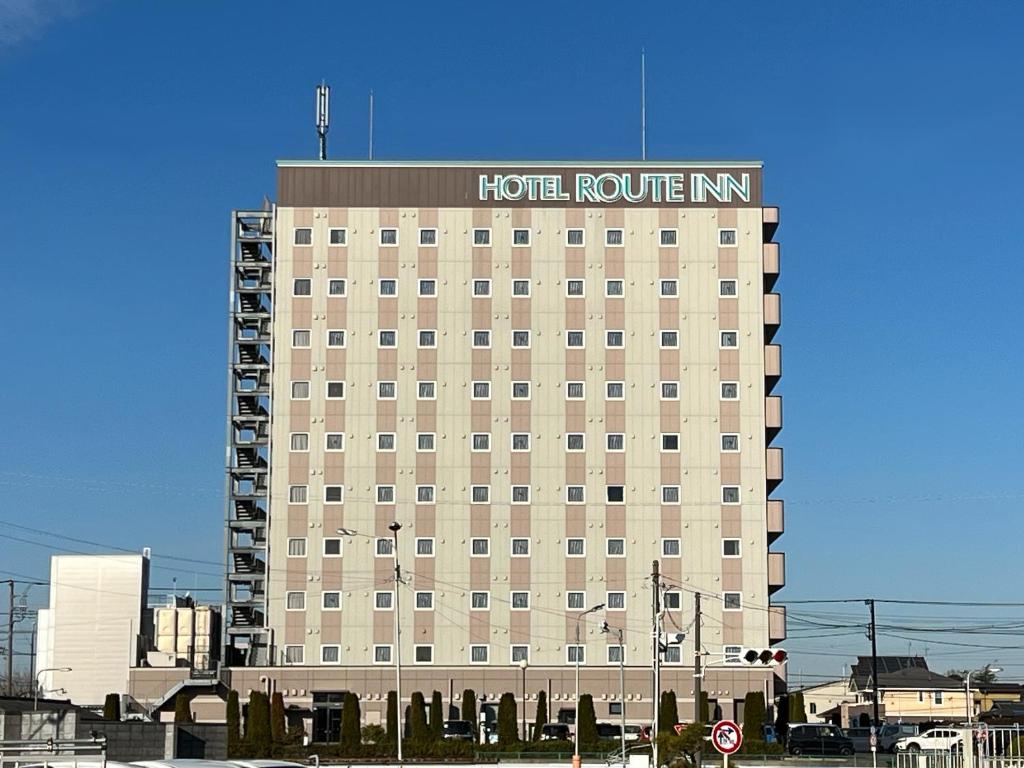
[623,724,646,742]
[894,728,963,753]
[847,724,917,753]
[540,723,572,741]
[597,722,624,739]
[786,723,855,756]
[442,720,475,741]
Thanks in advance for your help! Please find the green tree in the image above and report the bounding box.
[362,724,387,745]
[341,691,361,750]
[577,694,599,747]
[386,691,398,746]
[658,723,706,767]
[531,690,548,740]
[497,692,519,744]
[742,691,766,745]
[270,691,286,745]
[774,694,790,743]
[789,691,807,724]
[226,690,241,757]
[103,693,120,721]
[409,691,430,743]
[247,691,272,756]
[659,690,679,732]
[174,693,193,724]
[461,689,478,736]
[430,691,444,740]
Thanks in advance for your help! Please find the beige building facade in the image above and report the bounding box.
[224,161,786,723]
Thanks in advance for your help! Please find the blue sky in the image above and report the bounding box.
[1,0,1022,679]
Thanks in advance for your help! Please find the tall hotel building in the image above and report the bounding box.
[225,161,785,725]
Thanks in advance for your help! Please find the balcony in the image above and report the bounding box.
[763,242,780,291]
[764,293,781,342]
[767,500,784,543]
[768,551,786,594]
[764,344,781,393]
[763,206,779,242]
[765,396,783,441]
[767,447,784,492]
[769,605,787,643]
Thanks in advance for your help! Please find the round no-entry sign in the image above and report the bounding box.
[711,720,743,755]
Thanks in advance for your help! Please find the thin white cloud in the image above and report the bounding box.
[0,0,85,48]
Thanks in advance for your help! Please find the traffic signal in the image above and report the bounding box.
[740,648,787,666]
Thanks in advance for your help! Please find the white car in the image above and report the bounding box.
[895,728,963,752]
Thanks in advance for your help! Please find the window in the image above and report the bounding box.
[606,433,624,452]
[720,330,739,348]
[418,329,437,348]
[418,279,437,297]
[605,279,624,297]
[376,538,394,556]
[512,381,530,399]
[378,330,397,347]
[284,645,304,665]
[566,279,585,297]
[511,591,530,610]
[292,329,311,348]
[663,591,681,610]
[375,591,394,610]
[415,538,435,557]
[324,485,344,503]
[287,538,307,557]
[723,592,742,611]
[809,703,818,714]
[328,278,347,296]
[376,485,395,504]
[722,486,741,504]
[512,330,531,348]
[415,591,434,610]
[660,279,678,297]
[721,381,739,400]
[512,278,531,296]
[329,228,347,245]
[567,486,585,503]
[326,381,345,399]
[471,485,490,504]
[566,381,585,399]
[606,538,625,557]
[934,692,944,705]
[471,538,490,557]
[662,538,681,557]
[290,433,309,452]
[605,229,624,246]
[378,381,396,399]
[417,381,436,399]
[379,228,398,246]
[566,433,585,451]
[472,330,491,348]
[293,278,312,296]
[513,228,530,246]
[377,432,396,452]
[511,645,530,663]
[606,381,624,400]
[663,646,682,663]
[511,538,530,557]
[659,229,678,246]
[566,330,585,348]
[414,645,434,664]
[471,433,491,452]
[374,645,392,664]
[470,592,490,610]
[323,538,342,557]
[378,279,397,297]
[724,645,742,664]
[511,433,530,451]
[606,485,624,503]
[723,539,741,557]
[416,433,435,452]
[473,228,491,246]
[325,433,345,451]
[566,228,584,246]
[567,645,585,664]
[473,279,492,297]
[288,485,308,504]
[719,228,737,246]
[606,330,624,348]
[719,279,738,297]
[286,591,306,611]
[722,434,740,452]
[566,538,585,557]
[661,381,679,400]
[327,329,346,347]
[472,381,491,400]
[607,591,625,610]
[294,228,312,245]
[567,591,586,610]
[416,485,435,504]
[419,228,437,246]
[322,591,341,610]
[512,485,530,504]
[660,330,679,348]
[661,433,680,452]
[608,646,625,665]
[470,645,489,663]
[662,486,681,504]
[321,645,341,664]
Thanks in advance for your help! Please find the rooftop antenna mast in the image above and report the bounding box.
[316,81,330,160]
[368,89,374,160]
[641,48,647,161]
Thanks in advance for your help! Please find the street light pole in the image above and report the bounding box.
[390,521,404,762]
[574,604,605,768]
[34,667,71,711]
[602,621,627,767]
[519,659,529,741]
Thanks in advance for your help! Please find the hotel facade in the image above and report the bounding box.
[223,161,786,726]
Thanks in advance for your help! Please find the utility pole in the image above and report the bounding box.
[390,522,404,762]
[694,591,703,768]
[5,580,13,696]
[866,599,880,727]
[651,561,661,768]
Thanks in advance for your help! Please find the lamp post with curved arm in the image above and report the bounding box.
[573,603,605,768]
[34,667,71,710]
